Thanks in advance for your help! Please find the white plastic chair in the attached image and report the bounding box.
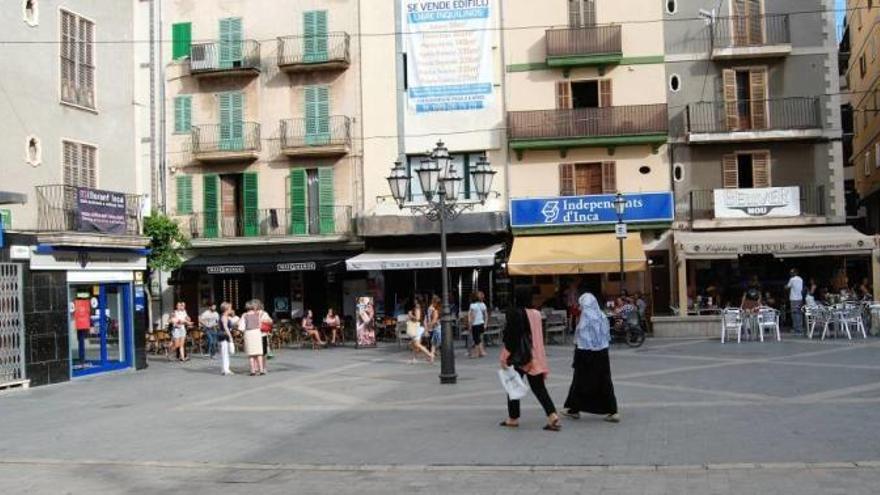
[721,308,743,344]
[827,303,866,340]
[755,307,781,342]
[805,304,829,339]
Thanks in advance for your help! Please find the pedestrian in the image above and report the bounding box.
[199,303,220,358]
[254,300,274,361]
[468,291,488,358]
[785,268,805,335]
[562,291,620,423]
[407,297,432,364]
[170,301,192,362]
[499,287,561,431]
[324,308,342,346]
[426,295,442,361]
[218,302,235,376]
[238,300,266,376]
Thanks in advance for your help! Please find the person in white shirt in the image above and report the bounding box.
[199,304,220,358]
[785,268,805,335]
[468,291,489,358]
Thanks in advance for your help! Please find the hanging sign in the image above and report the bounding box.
[713,187,801,219]
[76,187,127,234]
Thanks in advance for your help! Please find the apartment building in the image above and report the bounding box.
[661,0,876,335]
[849,0,880,234]
[0,1,151,387]
[164,0,364,318]
[502,0,675,313]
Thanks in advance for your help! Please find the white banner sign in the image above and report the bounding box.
[713,187,801,219]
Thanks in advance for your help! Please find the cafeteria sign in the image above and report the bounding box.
[76,187,127,234]
[713,187,801,219]
[509,192,674,229]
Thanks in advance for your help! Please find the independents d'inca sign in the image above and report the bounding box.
[509,192,674,229]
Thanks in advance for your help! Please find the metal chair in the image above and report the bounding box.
[395,315,412,349]
[721,308,743,344]
[544,310,568,345]
[483,312,504,346]
[803,304,826,339]
[755,307,781,342]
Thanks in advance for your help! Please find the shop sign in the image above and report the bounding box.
[206,265,246,275]
[685,239,873,256]
[30,250,146,271]
[276,262,317,272]
[509,192,674,229]
[713,187,801,219]
[76,187,127,234]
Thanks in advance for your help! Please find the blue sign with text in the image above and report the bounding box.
[510,192,674,229]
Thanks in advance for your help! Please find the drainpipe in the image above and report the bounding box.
[498,0,511,214]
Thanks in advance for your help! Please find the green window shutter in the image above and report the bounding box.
[304,86,330,146]
[176,175,193,214]
[289,169,307,235]
[172,22,192,60]
[0,209,11,229]
[242,172,259,237]
[174,96,192,134]
[219,17,243,68]
[218,92,244,150]
[203,174,219,238]
[318,167,335,234]
[303,10,329,63]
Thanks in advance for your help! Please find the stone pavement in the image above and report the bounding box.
[2,338,880,494]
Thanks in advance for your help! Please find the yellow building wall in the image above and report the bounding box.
[849,0,880,199]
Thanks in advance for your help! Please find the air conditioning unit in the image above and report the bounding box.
[190,44,216,71]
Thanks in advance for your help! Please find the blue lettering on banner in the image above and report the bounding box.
[509,192,674,228]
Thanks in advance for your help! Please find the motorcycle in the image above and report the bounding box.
[611,310,646,348]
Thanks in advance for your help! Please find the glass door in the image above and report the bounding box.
[70,283,133,377]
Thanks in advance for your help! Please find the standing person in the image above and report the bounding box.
[564,280,581,331]
[218,303,235,376]
[303,310,326,348]
[499,287,561,432]
[255,300,274,363]
[238,300,266,376]
[425,295,442,361]
[407,297,432,364]
[785,268,805,335]
[468,291,488,358]
[199,303,220,358]
[562,292,620,423]
[324,308,342,346]
[170,302,192,362]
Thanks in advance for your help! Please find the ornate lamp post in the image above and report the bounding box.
[386,141,496,384]
[613,192,627,295]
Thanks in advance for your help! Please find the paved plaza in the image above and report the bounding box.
[2,338,880,493]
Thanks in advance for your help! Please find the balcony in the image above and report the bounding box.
[711,14,791,60]
[686,97,823,144]
[280,116,351,158]
[684,186,826,230]
[175,206,352,246]
[35,185,146,248]
[507,104,668,157]
[277,33,350,73]
[192,123,261,163]
[188,40,261,79]
[545,25,622,71]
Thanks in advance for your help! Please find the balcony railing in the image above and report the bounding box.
[35,185,143,235]
[280,116,351,153]
[277,33,350,70]
[508,104,668,141]
[192,123,261,156]
[546,25,622,59]
[176,206,352,240]
[712,14,791,49]
[686,97,822,134]
[189,40,261,75]
[686,186,826,222]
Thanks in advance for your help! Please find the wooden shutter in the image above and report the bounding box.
[176,175,193,214]
[722,154,739,188]
[304,10,329,62]
[219,92,244,149]
[289,169,307,234]
[78,18,94,108]
[751,152,771,188]
[559,163,575,196]
[172,22,192,60]
[219,17,243,67]
[242,172,259,237]
[174,96,191,134]
[749,69,768,129]
[63,141,78,187]
[746,0,763,44]
[722,69,739,130]
[601,161,616,193]
[203,175,219,238]
[304,86,331,145]
[318,167,335,234]
[555,82,571,109]
[599,79,613,108]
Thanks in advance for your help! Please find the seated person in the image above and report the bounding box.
[324,308,342,345]
[302,310,326,347]
[740,287,762,312]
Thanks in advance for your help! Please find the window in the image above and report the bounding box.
[722,68,767,130]
[174,95,192,134]
[290,167,335,235]
[23,0,38,26]
[559,162,616,196]
[722,152,770,189]
[25,135,41,166]
[673,163,685,182]
[669,74,681,92]
[639,166,651,175]
[405,152,486,202]
[860,54,867,79]
[0,209,11,229]
[62,140,97,188]
[568,0,596,27]
[171,22,191,60]
[175,175,193,214]
[303,10,329,62]
[60,10,95,109]
[556,79,611,109]
[665,0,677,15]
[304,85,330,143]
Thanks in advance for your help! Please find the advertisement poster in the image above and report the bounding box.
[76,187,127,234]
[355,296,376,348]
[74,299,92,331]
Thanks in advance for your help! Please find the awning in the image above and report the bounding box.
[675,226,877,259]
[507,234,647,276]
[182,251,356,274]
[346,244,503,271]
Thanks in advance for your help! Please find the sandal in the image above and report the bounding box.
[562,410,581,420]
[604,413,621,423]
[543,421,561,432]
[499,421,518,428]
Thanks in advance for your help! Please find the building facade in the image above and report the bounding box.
[0,0,151,387]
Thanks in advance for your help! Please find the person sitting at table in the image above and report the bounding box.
[324,308,342,346]
[740,286,762,313]
[302,309,326,348]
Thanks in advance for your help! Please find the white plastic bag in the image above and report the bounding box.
[228,340,236,356]
[498,366,530,400]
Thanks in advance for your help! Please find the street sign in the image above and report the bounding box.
[615,223,628,239]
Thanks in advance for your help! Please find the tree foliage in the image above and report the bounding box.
[144,212,189,271]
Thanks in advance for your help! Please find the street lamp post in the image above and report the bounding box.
[387,141,496,385]
[614,192,627,295]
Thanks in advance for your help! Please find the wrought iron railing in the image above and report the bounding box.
[546,25,622,57]
[686,186,826,221]
[280,116,351,150]
[712,14,791,49]
[175,206,352,239]
[189,39,261,74]
[508,104,667,140]
[192,123,261,155]
[686,97,822,134]
[35,185,143,235]
[277,32,350,67]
